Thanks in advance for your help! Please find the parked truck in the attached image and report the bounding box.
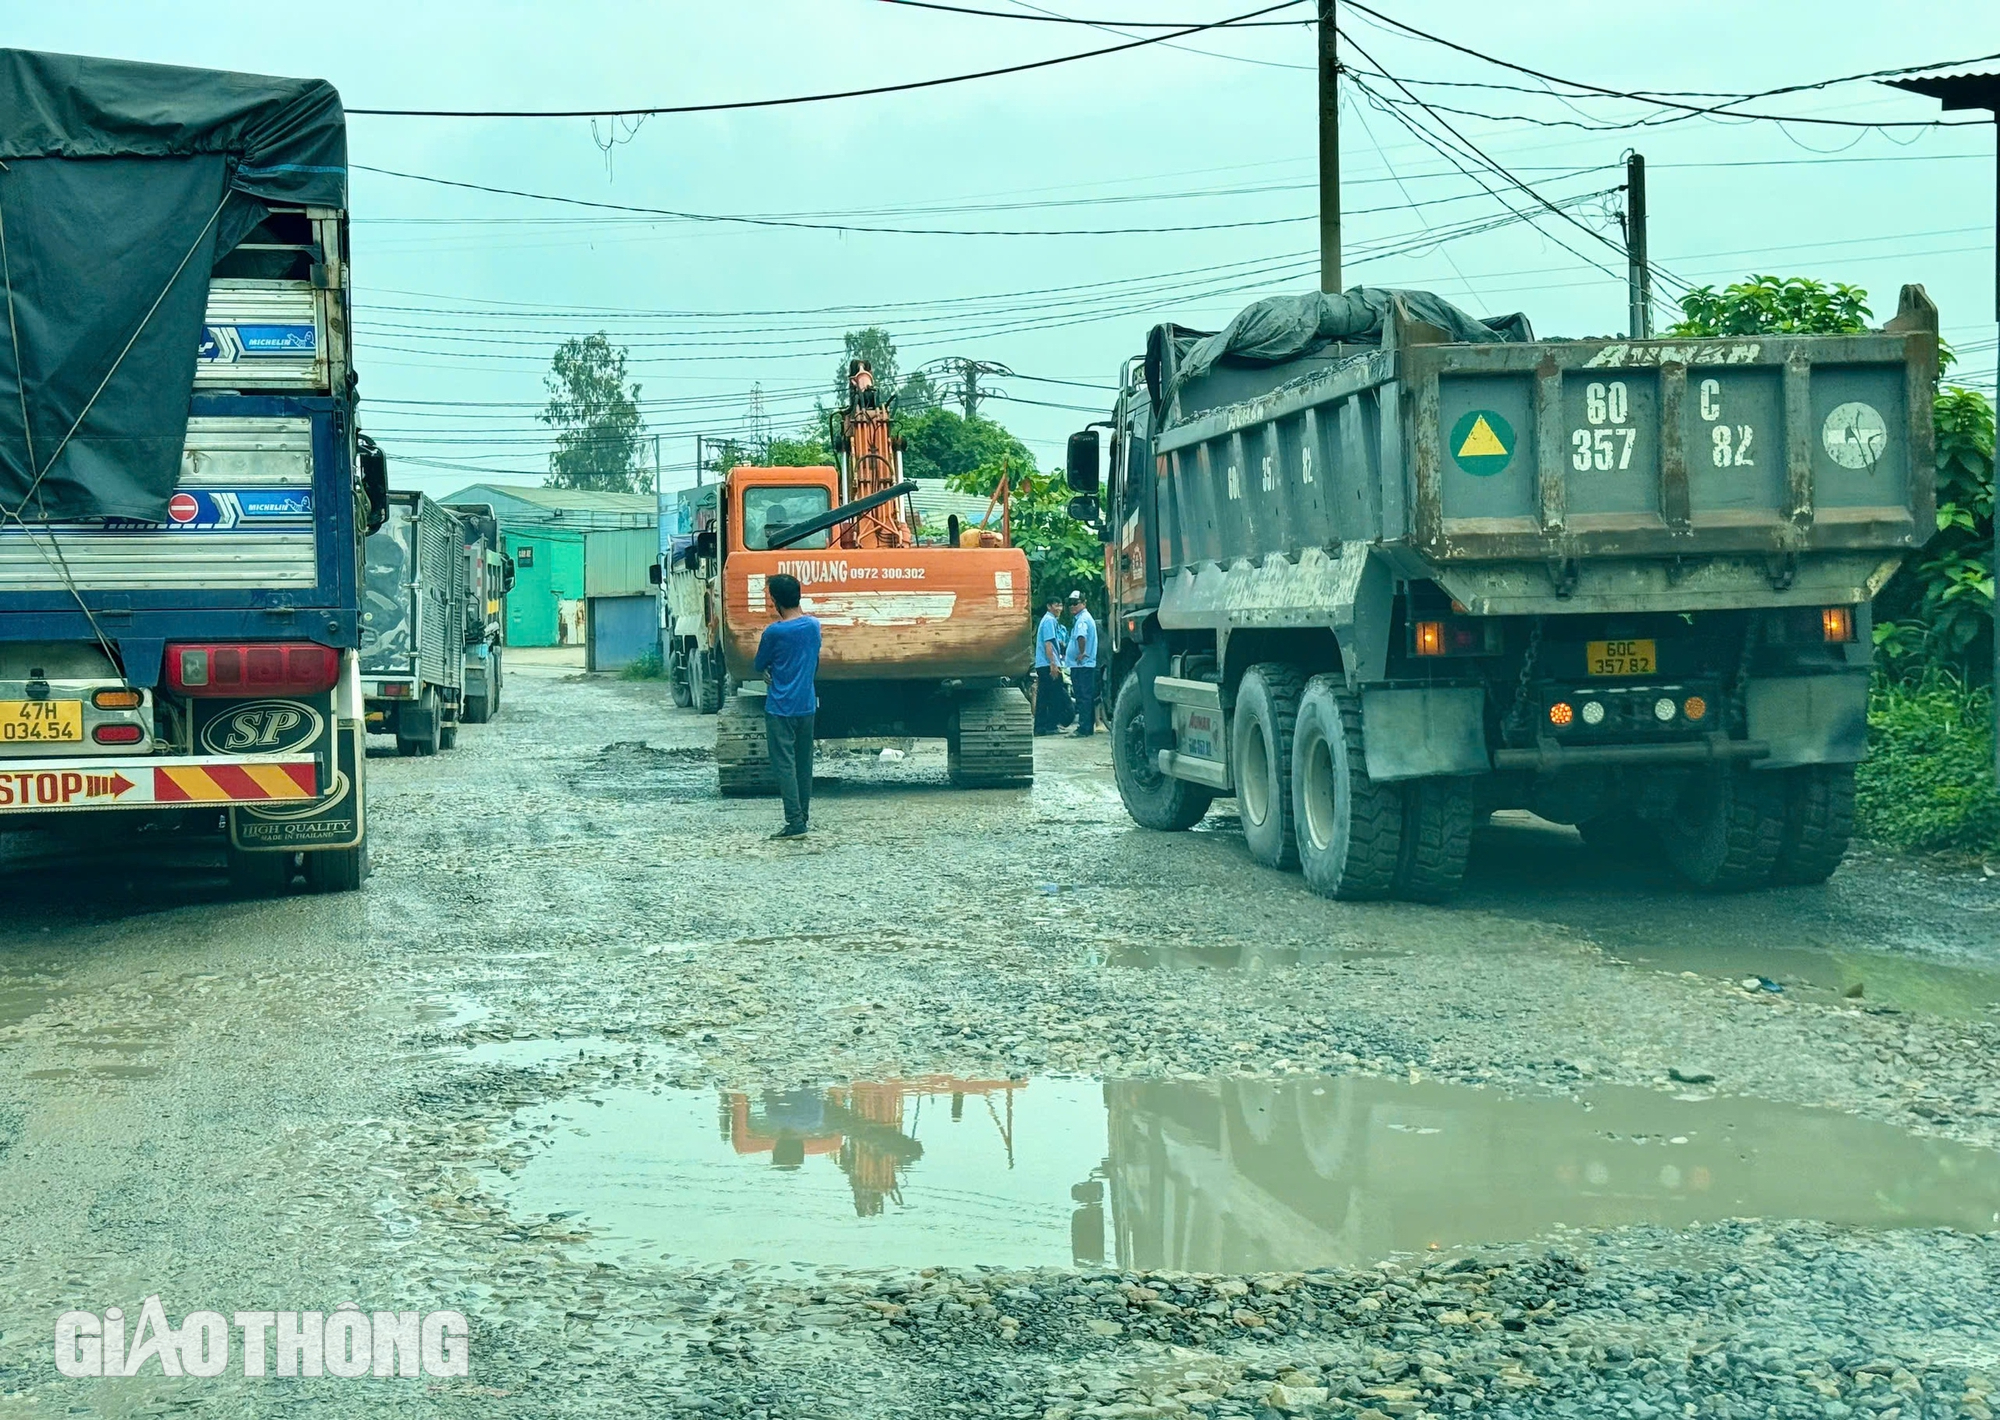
[662,482,724,713]
[360,490,468,755]
[0,50,373,893]
[1066,285,1938,898]
[687,364,1035,792]
[443,500,511,724]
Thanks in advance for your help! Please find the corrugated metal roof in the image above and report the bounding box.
[909,480,1002,529]
[442,482,657,531]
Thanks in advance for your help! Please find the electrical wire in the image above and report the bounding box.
[876,0,1305,25]
[1337,2,1990,129]
[347,0,1307,116]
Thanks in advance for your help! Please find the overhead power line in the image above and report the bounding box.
[1338,2,1993,129]
[347,0,1305,117]
[876,0,1305,24]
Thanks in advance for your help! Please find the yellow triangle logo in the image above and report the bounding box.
[1457,415,1508,459]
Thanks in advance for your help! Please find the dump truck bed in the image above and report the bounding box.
[1147,287,1937,622]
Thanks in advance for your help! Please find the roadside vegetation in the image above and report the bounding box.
[1673,276,1997,855]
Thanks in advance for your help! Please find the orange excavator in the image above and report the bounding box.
[705,360,1035,792]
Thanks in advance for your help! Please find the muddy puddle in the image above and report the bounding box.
[493,1073,2000,1273]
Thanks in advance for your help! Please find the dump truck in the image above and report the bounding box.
[662,482,724,713]
[693,363,1035,791]
[360,490,468,755]
[443,500,511,724]
[1066,285,1939,897]
[0,50,373,892]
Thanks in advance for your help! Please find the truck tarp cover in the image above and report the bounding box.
[0,49,345,522]
[1148,287,1532,413]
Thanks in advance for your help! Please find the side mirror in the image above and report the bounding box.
[648,562,663,586]
[1066,430,1101,495]
[357,440,389,535]
[501,555,517,592]
[1067,493,1100,524]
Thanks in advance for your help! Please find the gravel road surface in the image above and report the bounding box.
[2,658,1997,1418]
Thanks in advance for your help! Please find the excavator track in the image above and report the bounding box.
[947,686,1034,788]
[715,691,776,797]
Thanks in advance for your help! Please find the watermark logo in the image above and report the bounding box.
[55,1299,468,1379]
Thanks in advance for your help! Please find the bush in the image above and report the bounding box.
[620,650,666,681]
[1855,676,1999,854]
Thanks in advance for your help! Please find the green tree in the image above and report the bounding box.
[898,407,1033,483]
[765,427,833,467]
[541,334,650,493]
[948,457,1106,619]
[1666,274,1870,337]
[838,327,901,401]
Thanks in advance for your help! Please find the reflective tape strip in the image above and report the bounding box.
[153,762,316,803]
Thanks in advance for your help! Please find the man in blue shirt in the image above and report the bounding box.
[753,573,821,838]
[1065,590,1100,737]
[1032,594,1071,735]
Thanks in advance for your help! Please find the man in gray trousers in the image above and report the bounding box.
[753,573,821,838]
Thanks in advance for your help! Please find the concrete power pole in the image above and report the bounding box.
[1318,0,1341,294]
[1625,152,1652,338]
[960,358,979,421]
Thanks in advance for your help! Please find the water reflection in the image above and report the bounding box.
[498,1072,2000,1272]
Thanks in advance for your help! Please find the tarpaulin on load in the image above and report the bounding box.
[1146,287,1532,418]
[0,49,345,522]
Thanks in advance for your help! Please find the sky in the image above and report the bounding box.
[15,2,1998,501]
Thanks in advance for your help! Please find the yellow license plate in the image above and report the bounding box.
[1586,639,1656,677]
[0,698,83,742]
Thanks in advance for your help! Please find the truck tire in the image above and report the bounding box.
[1232,664,1305,870]
[1658,765,1785,891]
[1112,669,1213,831]
[304,840,369,893]
[1395,777,1477,902]
[226,844,292,897]
[947,686,1034,788]
[396,689,441,757]
[461,690,490,725]
[669,644,694,708]
[1772,763,1856,885]
[693,647,724,715]
[1290,676,1403,900]
[439,714,459,751]
[715,691,775,797]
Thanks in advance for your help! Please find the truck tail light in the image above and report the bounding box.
[93,724,145,744]
[1411,617,1500,657]
[164,642,340,698]
[93,688,144,709]
[1821,607,1855,643]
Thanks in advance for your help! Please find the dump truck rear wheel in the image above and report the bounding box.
[1112,670,1213,831]
[1658,765,1785,891]
[1394,777,1477,902]
[1772,763,1856,885]
[715,690,775,797]
[668,645,694,708]
[1290,676,1402,900]
[461,691,490,725]
[947,687,1034,788]
[693,648,724,715]
[1233,663,1305,870]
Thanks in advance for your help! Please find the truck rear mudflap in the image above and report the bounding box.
[0,754,316,812]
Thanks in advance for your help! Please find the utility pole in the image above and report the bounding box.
[1625,152,1651,338]
[1318,0,1341,294]
[960,358,979,421]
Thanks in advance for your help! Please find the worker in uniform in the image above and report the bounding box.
[754,573,821,838]
[1065,590,1100,737]
[1033,594,1071,735]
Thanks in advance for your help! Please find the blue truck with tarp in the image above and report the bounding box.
[0,49,379,892]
